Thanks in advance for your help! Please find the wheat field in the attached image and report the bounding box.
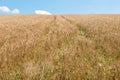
[0,15,120,80]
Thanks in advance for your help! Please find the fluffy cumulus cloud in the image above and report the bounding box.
[0,6,10,12]
[35,10,52,15]
[11,9,20,14]
[0,6,20,14]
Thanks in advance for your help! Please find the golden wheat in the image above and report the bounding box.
[0,15,120,80]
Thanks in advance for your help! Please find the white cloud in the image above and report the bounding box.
[0,6,10,12]
[35,10,52,15]
[12,9,20,14]
[0,6,20,14]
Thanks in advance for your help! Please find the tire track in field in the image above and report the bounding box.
[41,15,57,35]
[55,15,74,27]
[54,15,78,36]
[61,15,81,28]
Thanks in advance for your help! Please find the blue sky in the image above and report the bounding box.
[0,0,120,14]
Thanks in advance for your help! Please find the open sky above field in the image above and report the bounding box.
[0,0,120,14]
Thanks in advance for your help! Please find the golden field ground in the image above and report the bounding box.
[0,15,120,80]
